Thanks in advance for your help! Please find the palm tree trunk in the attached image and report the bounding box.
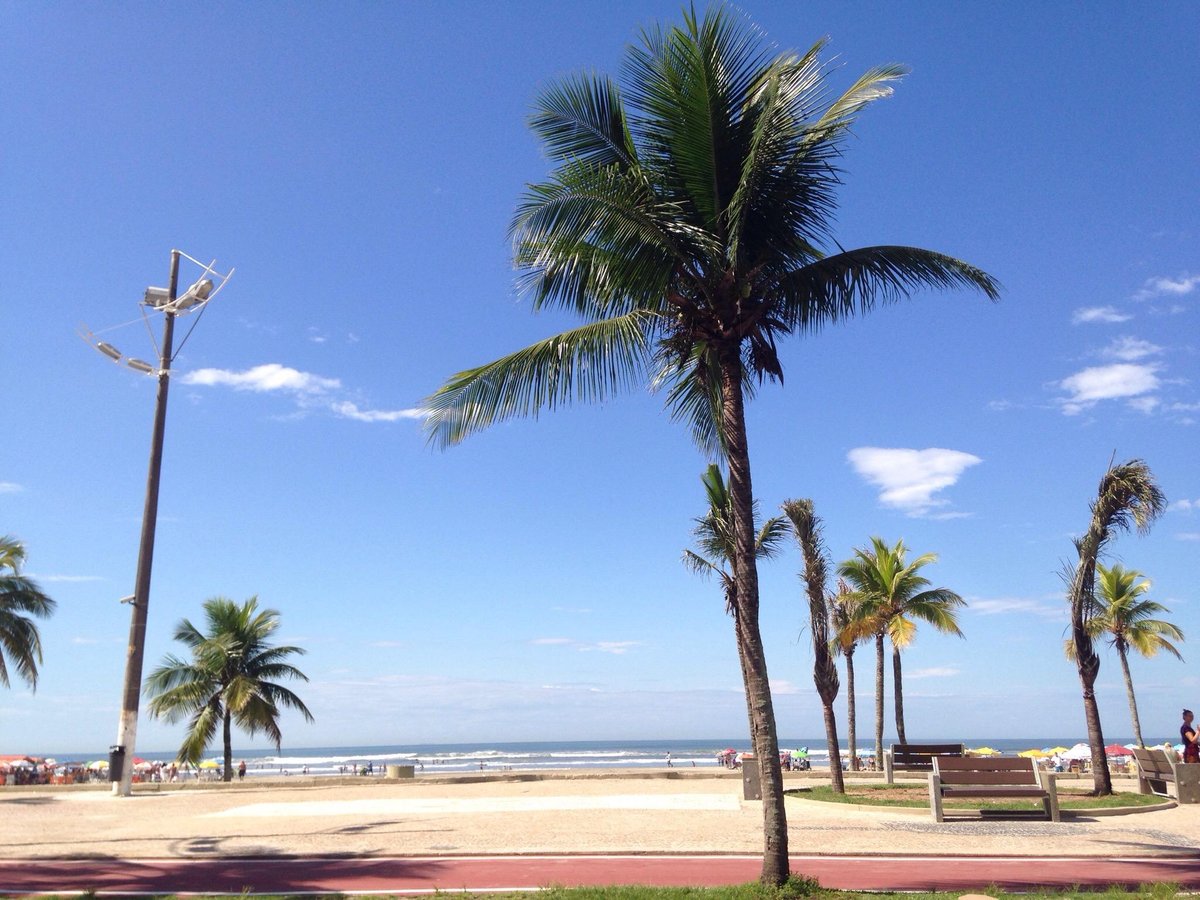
[845,649,858,772]
[874,631,885,769]
[892,644,907,745]
[720,356,788,886]
[822,701,844,793]
[223,708,233,783]
[1070,537,1113,795]
[1117,644,1144,748]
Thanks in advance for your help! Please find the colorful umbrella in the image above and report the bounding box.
[199,760,220,769]
[1104,743,1132,757]
[1018,748,1048,758]
[1044,746,1069,755]
[968,746,999,756]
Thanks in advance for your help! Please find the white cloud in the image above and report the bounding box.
[1170,499,1198,512]
[907,666,960,680]
[1177,533,1200,542]
[35,574,105,584]
[1128,396,1161,414]
[183,363,340,394]
[1073,306,1131,324]
[531,637,640,655]
[0,482,23,494]
[847,447,982,517]
[1103,336,1162,361]
[1133,273,1200,301]
[531,637,575,646]
[1058,363,1160,414]
[969,596,1063,619]
[331,401,425,423]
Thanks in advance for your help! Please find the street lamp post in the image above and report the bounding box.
[112,251,180,796]
[82,250,231,797]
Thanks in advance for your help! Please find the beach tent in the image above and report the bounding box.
[1062,742,1092,761]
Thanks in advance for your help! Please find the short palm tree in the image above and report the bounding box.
[1078,564,1183,749]
[683,464,787,740]
[838,538,963,762]
[423,6,998,882]
[1066,459,1165,795]
[145,596,314,781]
[830,581,867,771]
[0,536,56,692]
[781,499,844,793]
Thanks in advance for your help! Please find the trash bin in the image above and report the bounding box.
[108,745,126,783]
[741,753,761,800]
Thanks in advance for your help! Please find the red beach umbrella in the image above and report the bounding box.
[1104,743,1131,757]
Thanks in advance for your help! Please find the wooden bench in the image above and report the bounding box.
[929,756,1059,822]
[883,743,964,784]
[1133,747,1200,803]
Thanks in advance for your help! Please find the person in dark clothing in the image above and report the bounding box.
[1181,709,1199,763]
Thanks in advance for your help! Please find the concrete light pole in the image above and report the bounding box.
[81,250,232,797]
[112,251,180,796]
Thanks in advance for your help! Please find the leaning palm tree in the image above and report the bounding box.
[830,581,868,771]
[145,596,314,782]
[683,464,788,741]
[1071,564,1183,749]
[838,538,963,761]
[423,6,998,882]
[0,536,56,692]
[1066,459,1166,795]
[781,499,844,793]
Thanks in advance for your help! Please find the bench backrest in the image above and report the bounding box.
[933,756,1038,786]
[1133,747,1175,780]
[889,743,965,771]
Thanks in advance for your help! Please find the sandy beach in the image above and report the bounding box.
[2,769,1198,862]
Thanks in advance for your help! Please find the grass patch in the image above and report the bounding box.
[790,783,1164,810]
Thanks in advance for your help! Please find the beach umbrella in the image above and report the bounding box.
[87,760,108,771]
[1044,746,1069,755]
[968,747,999,756]
[199,760,220,769]
[1018,748,1048,758]
[1062,742,1092,761]
[1104,743,1131,757]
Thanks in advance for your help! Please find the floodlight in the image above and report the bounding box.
[144,287,170,308]
[126,358,155,374]
[97,342,122,361]
[173,278,213,311]
[119,594,135,605]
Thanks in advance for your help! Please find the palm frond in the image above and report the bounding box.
[531,72,637,168]
[423,311,658,448]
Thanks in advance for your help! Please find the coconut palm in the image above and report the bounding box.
[830,581,868,771]
[683,464,787,741]
[1066,460,1166,795]
[838,538,963,762]
[145,596,313,782]
[781,499,844,792]
[423,6,998,882]
[0,536,56,691]
[1071,564,1183,749]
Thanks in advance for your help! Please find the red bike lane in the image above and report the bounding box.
[2,854,1200,894]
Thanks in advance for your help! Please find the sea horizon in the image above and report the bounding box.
[17,736,1167,776]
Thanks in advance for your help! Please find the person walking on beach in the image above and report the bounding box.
[237,760,246,780]
[1181,709,1199,762]
[666,751,673,768]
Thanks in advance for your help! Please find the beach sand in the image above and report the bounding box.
[2,769,1197,861]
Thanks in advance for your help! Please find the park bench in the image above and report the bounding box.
[1133,746,1200,803]
[882,743,964,784]
[928,756,1059,822]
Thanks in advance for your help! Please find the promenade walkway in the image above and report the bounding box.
[1,771,1196,893]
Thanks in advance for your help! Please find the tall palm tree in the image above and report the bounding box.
[1079,564,1183,749]
[0,536,56,692]
[838,538,963,761]
[423,6,998,882]
[781,499,844,793]
[145,596,314,782]
[683,464,788,742]
[1066,459,1165,795]
[830,580,867,771]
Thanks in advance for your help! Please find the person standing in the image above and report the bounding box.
[237,760,246,780]
[1181,709,1199,763]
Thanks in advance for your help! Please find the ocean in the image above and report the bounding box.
[38,736,1157,777]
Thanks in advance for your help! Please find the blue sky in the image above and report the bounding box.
[2,1,1197,756]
